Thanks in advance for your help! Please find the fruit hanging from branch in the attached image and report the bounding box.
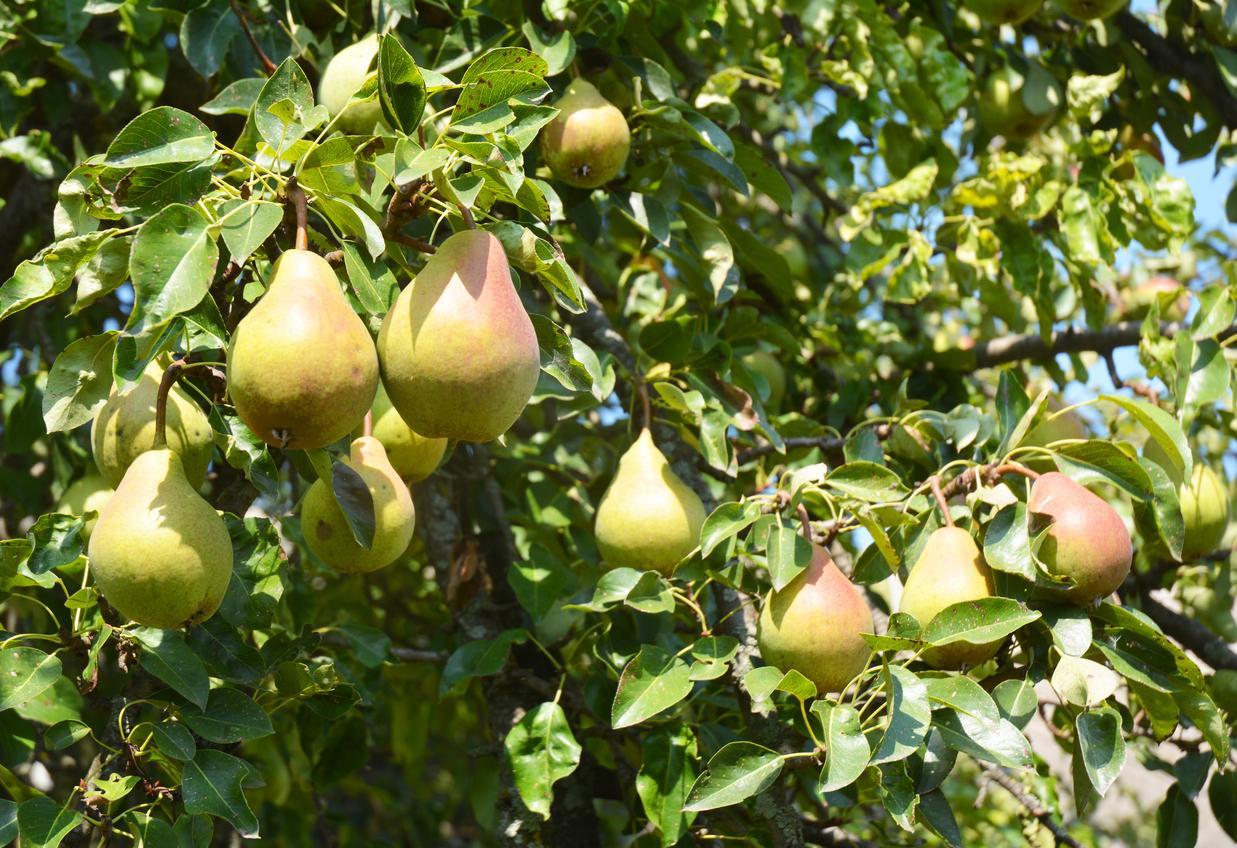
[318,35,384,135]
[540,79,632,189]
[1028,472,1133,602]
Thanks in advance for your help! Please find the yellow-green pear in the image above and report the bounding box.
[1058,0,1126,20]
[300,436,415,574]
[92,359,214,489]
[318,36,383,135]
[1023,396,1087,446]
[900,527,1000,668]
[741,349,787,411]
[594,429,706,575]
[978,63,1061,139]
[540,79,631,188]
[1178,464,1229,560]
[88,449,232,628]
[1028,472,1132,603]
[963,0,1044,24]
[229,249,378,450]
[366,383,447,483]
[757,545,873,693]
[377,229,540,443]
[57,473,114,540]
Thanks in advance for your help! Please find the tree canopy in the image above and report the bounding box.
[0,0,1235,845]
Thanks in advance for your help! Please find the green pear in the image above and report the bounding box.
[1058,0,1126,20]
[318,36,384,135]
[300,436,415,574]
[377,230,540,443]
[978,63,1061,139]
[57,473,114,540]
[1178,464,1228,560]
[1022,395,1087,447]
[88,449,232,628]
[963,0,1044,24]
[540,79,631,189]
[229,249,378,450]
[757,545,873,693]
[594,429,706,575]
[899,526,1000,669]
[741,349,787,411]
[1028,472,1132,602]
[367,383,447,483]
[92,359,214,489]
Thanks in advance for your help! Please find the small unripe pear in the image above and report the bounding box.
[962,0,1044,24]
[318,36,383,135]
[1058,0,1126,20]
[540,79,631,188]
[1178,464,1228,560]
[57,473,114,540]
[364,383,447,483]
[740,349,787,411]
[978,63,1060,139]
[301,437,415,574]
[757,545,873,693]
[88,449,232,628]
[594,429,706,575]
[1028,472,1132,603]
[899,527,1000,668]
[92,359,214,489]
[229,249,379,450]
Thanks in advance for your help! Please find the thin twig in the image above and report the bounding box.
[796,503,812,541]
[980,763,1082,848]
[991,462,1040,481]
[457,203,476,229]
[390,232,437,254]
[929,476,954,527]
[154,358,187,449]
[229,0,277,76]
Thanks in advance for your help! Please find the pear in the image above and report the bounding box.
[1023,395,1087,447]
[1123,276,1189,323]
[300,436,415,574]
[757,545,873,693]
[741,349,787,411]
[376,229,540,443]
[92,359,214,489]
[540,79,631,189]
[1028,472,1132,603]
[57,473,114,540]
[88,449,232,628]
[594,429,706,575]
[318,36,383,135]
[366,383,447,483]
[899,526,1000,669]
[1058,0,1126,19]
[229,249,378,450]
[1178,464,1228,560]
[978,63,1061,139]
[962,0,1044,24]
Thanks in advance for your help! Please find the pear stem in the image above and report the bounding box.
[928,475,954,527]
[456,202,476,230]
[287,176,309,251]
[154,358,187,449]
[992,461,1040,481]
[795,503,813,541]
[362,411,373,437]
[637,379,652,431]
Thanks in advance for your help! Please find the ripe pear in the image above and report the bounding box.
[364,383,448,483]
[1058,0,1126,20]
[229,249,378,450]
[92,359,214,489]
[540,79,631,189]
[899,526,1000,669]
[757,545,873,693]
[376,230,540,443]
[57,473,114,540]
[300,436,415,574]
[593,429,706,575]
[978,63,1061,139]
[88,449,232,628]
[318,36,383,135]
[962,0,1044,24]
[741,349,787,411]
[1028,472,1132,602]
[1178,464,1229,560]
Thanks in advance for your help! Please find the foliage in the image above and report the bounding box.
[1,0,1235,845]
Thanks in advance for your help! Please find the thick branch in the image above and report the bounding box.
[980,763,1082,848]
[1127,584,1237,671]
[1115,12,1237,129]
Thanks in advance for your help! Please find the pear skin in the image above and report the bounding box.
[57,473,114,540]
[541,79,631,188]
[757,545,873,693]
[1179,464,1228,560]
[92,359,214,489]
[88,449,232,628]
[318,36,383,134]
[593,429,706,575]
[365,382,447,483]
[301,436,415,574]
[229,249,378,450]
[900,526,1000,669]
[376,230,540,443]
[1028,472,1132,603]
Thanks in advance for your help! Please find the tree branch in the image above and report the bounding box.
[1124,581,1237,671]
[229,0,277,76]
[980,763,1082,848]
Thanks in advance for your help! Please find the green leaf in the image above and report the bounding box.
[201,78,265,116]
[683,742,783,812]
[88,773,140,802]
[1208,772,1237,841]
[766,525,814,591]
[439,629,528,696]
[1075,707,1126,796]
[127,203,219,332]
[0,231,112,321]
[104,106,215,169]
[148,721,197,760]
[454,70,549,121]
[1099,395,1190,482]
[921,598,1040,649]
[181,749,259,838]
[217,200,282,264]
[982,504,1037,581]
[0,800,15,845]
[812,701,871,792]
[180,1,240,77]
[872,665,931,764]
[1051,655,1118,708]
[132,628,211,710]
[378,34,426,133]
[503,701,581,819]
[0,648,63,712]
[183,688,274,743]
[43,720,90,750]
[824,461,909,502]
[42,331,116,433]
[611,645,694,729]
[340,241,399,315]
[1156,784,1198,848]
[254,58,316,154]
[635,725,697,847]
[933,709,1031,769]
[681,204,738,305]
[699,501,761,558]
[16,797,82,848]
[992,678,1038,730]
